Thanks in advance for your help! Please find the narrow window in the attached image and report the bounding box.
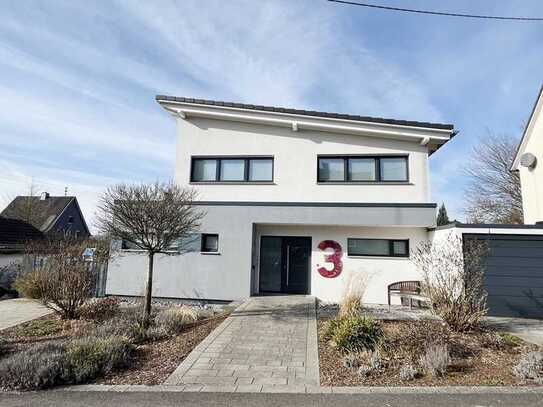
[201,234,219,253]
[347,238,409,257]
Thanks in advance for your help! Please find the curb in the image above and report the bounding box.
[22,384,542,394]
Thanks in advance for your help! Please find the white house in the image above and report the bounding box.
[106,96,456,304]
[512,85,543,225]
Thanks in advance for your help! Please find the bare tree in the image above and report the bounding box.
[411,233,488,332]
[464,133,522,224]
[95,181,204,325]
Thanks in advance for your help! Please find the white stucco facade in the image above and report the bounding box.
[512,86,543,224]
[106,96,456,304]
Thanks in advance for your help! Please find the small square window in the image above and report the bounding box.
[201,234,219,253]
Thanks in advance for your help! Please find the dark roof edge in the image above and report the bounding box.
[156,95,454,131]
[429,221,543,231]
[512,84,543,170]
[193,201,437,208]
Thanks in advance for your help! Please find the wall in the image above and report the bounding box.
[254,224,428,304]
[0,254,23,269]
[106,203,432,302]
[519,107,543,224]
[175,118,431,203]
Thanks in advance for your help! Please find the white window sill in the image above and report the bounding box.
[200,251,221,255]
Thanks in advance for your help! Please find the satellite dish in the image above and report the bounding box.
[520,152,537,169]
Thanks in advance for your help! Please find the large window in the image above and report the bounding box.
[317,156,408,182]
[347,238,409,257]
[191,157,273,182]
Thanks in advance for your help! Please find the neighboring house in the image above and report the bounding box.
[0,216,43,268]
[512,85,543,224]
[107,96,457,304]
[1,193,90,239]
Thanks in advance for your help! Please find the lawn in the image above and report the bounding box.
[318,309,543,386]
[0,298,230,391]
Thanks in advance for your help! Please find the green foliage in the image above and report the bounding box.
[79,297,121,322]
[0,342,71,390]
[66,336,133,382]
[14,319,64,338]
[323,316,383,354]
[499,333,523,347]
[436,203,450,226]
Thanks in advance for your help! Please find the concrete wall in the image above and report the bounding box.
[106,204,434,302]
[518,105,543,223]
[175,118,432,203]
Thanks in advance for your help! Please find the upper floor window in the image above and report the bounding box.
[347,238,409,257]
[191,156,273,182]
[317,155,408,183]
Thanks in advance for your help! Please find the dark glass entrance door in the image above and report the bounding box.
[259,236,311,294]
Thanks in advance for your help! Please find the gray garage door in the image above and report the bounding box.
[465,234,543,318]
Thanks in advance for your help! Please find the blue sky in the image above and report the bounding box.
[1,0,542,230]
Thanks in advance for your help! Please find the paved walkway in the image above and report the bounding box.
[165,295,319,392]
[0,298,52,330]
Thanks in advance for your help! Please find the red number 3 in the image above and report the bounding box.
[317,240,343,278]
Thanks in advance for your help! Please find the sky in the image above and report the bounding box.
[1,0,542,231]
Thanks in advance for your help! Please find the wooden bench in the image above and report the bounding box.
[387,281,427,309]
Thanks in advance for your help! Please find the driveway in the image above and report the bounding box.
[484,316,543,346]
[0,298,52,330]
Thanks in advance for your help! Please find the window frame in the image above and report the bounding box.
[347,238,410,258]
[317,155,409,183]
[190,156,274,183]
[201,233,219,253]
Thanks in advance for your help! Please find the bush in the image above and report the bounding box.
[15,319,64,338]
[399,363,418,381]
[419,342,449,377]
[324,316,383,354]
[13,269,46,300]
[79,297,121,322]
[155,306,199,334]
[513,351,543,381]
[411,235,488,332]
[0,342,70,390]
[0,261,22,290]
[339,272,369,318]
[66,336,133,382]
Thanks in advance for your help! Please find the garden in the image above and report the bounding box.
[318,235,543,387]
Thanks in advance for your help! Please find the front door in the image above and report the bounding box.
[259,236,311,294]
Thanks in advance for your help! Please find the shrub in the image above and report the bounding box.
[66,336,133,382]
[419,342,449,377]
[15,319,64,337]
[155,306,199,334]
[500,333,523,347]
[0,342,70,390]
[324,316,383,354]
[342,353,360,369]
[79,297,121,322]
[0,261,22,290]
[399,363,418,381]
[513,351,543,381]
[13,269,46,300]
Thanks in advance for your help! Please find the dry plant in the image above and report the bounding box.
[95,181,205,326]
[15,237,109,319]
[411,233,488,332]
[339,271,371,318]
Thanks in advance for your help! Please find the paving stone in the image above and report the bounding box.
[200,385,237,393]
[253,377,288,386]
[235,384,263,393]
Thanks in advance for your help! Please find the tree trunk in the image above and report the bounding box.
[143,252,154,327]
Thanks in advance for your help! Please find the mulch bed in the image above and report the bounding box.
[318,317,541,386]
[96,316,227,385]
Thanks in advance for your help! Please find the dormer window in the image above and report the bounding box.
[318,155,408,183]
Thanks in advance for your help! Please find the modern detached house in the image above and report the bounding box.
[107,96,456,304]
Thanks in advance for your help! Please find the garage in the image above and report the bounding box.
[464,231,543,318]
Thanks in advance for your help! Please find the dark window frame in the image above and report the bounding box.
[201,233,219,253]
[347,238,410,258]
[317,155,409,183]
[190,156,274,183]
